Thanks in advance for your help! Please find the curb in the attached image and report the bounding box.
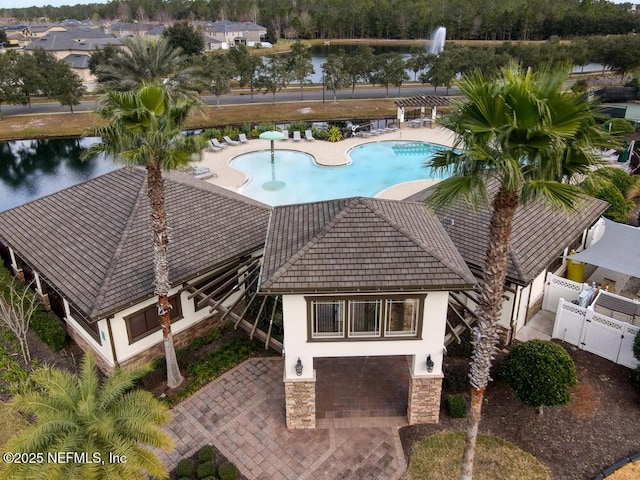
[594,452,640,479]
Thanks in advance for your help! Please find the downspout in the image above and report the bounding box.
[509,285,522,345]
[106,317,119,368]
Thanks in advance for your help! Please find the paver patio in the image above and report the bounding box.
[157,357,408,480]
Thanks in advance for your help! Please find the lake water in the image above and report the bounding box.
[0,137,119,212]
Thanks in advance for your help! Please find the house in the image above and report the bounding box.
[206,21,266,48]
[0,168,271,373]
[258,197,477,428]
[405,181,609,342]
[25,29,122,61]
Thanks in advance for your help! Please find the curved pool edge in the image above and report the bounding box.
[374,179,444,201]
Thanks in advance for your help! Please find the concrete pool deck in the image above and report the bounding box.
[192,125,455,201]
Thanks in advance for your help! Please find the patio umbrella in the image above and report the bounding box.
[259,130,285,163]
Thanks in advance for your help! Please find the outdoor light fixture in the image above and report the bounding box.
[426,354,434,373]
[295,358,303,376]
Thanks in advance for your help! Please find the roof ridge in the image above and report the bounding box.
[363,198,475,283]
[89,169,147,318]
[261,198,359,289]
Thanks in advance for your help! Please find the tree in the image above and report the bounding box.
[502,340,577,411]
[163,20,205,56]
[88,43,120,76]
[49,61,87,114]
[406,48,429,81]
[83,84,205,388]
[228,44,263,102]
[0,278,38,363]
[0,50,25,118]
[14,52,43,111]
[342,45,374,98]
[257,55,287,104]
[200,53,235,108]
[421,51,456,93]
[425,63,607,480]
[369,53,409,98]
[2,352,172,479]
[322,53,348,103]
[95,36,202,96]
[287,41,314,100]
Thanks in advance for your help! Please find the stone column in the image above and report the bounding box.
[407,372,443,425]
[284,370,316,429]
[12,268,25,283]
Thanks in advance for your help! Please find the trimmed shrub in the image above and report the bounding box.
[176,458,195,478]
[501,340,577,408]
[203,128,222,141]
[29,308,67,351]
[581,181,634,223]
[222,126,241,140]
[197,444,215,463]
[446,393,467,418]
[197,460,216,479]
[218,461,240,480]
[442,362,469,394]
[288,120,308,133]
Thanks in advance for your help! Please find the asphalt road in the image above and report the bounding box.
[2,84,462,116]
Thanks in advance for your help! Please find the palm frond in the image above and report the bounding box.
[426,176,488,211]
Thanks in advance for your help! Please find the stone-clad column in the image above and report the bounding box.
[284,370,316,429]
[407,372,443,425]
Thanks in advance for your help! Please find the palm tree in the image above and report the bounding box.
[2,352,172,480]
[425,63,608,480]
[83,83,204,388]
[95,36,203,96]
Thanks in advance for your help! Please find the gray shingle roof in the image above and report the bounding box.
[395,95,450,108]
[26,33,121,52]
[405,181,609,285]
[259,197,476,293]
[0,168,271,320]
[62,53,90,69]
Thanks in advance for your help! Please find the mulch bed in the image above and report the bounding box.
[399,341,640,480]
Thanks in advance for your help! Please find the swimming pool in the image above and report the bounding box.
[230,140,448,205]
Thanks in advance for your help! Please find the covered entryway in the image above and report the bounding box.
[395,95,450,128]
[315,356,410,420]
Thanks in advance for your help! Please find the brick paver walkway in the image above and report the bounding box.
[157,357,408,480]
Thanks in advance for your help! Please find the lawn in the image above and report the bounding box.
[0,401,28,449]
[405,432,550,480]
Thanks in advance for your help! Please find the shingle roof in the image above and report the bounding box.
[405,181,609,285]
[0,168,271,320]
[62,53,90,69]
[26,33,121,52]
[259,197,476,293]
[395,95,450,108]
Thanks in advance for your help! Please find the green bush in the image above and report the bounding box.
[197,460,216,479]
[30,309,67,351]
[249,128,260,139]
[607,118,635,136]
[222,126,241,140]
[634,330,640,360]
[581,181,634,223]
[288,120,308,133]
[176,458,195,478]
[446,394,467,418]
[326,126,343,142]
[501,340,577,408]
[240,123,252,136]
[256,122,276,133]
[203,128,222,141]
[218,461,240,480]
[598,167,635,194]
[197,444,215,463]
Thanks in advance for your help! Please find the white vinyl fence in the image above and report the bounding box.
[553,298,639,369]
[542,272,589,313]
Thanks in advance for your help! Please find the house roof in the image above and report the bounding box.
[62,53,90,69]
[0,168,271,320]
[26,32,121,52]
[405,182,609,285]
[259,197,476,294]
[209,21,266,33]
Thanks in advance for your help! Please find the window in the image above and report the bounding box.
[311,300,344,338]
[125,296,182,344]
[349,300,381,337]
[308,295,423,341]
[385,299,418,336]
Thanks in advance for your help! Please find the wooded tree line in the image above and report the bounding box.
[1,0,637,41]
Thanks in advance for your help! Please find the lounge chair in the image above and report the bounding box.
[305,129,315,141]
[238,133,248,143]
[281,130,290,141]
[293,131,302,142]
[210,138,228,149]
[191,166,217,180]
[223,135,241,146]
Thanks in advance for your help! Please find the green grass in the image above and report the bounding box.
[407,432,550,480]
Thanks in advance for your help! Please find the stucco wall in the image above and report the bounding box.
[281,291,449,380]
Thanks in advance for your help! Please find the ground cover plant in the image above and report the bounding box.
[171,444,246,480]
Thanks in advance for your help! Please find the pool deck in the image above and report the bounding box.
[192,126,455,201]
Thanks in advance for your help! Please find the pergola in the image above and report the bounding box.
[395,95,450,128]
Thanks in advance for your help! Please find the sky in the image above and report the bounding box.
[0,0,107,9]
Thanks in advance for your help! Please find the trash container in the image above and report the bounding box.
[566,250,585,283]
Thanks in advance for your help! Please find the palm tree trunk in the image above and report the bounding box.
[146,163,184,389]
[460,185,519,480]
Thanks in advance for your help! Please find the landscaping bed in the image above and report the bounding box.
[400,341,640,480]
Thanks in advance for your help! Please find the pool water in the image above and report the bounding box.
[231,140,447,205]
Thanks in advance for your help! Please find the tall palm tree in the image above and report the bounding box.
[95,36,204,96]
[425,63,608,480]
[83,83,204,388]
[2,352,172,480]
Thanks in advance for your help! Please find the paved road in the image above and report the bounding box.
[2,84,461,117]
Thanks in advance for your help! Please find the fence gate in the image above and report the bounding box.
[542,272,586,313]
[553,299,640,369]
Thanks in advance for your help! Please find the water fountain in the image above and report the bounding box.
[428,26,446,55]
